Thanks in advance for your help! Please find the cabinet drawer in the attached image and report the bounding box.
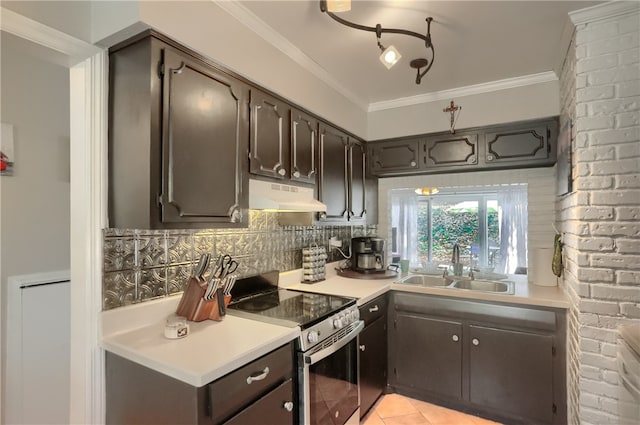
[224,379,294,425]
[209,343,293,424]
[359,295,387,325]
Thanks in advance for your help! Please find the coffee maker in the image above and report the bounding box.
[351,237,385,273]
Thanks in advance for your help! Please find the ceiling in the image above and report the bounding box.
[230,0,602,108]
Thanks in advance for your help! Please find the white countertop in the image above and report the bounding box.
[101,296,300,387]
[102,263,567,388]
[282,263,569,309]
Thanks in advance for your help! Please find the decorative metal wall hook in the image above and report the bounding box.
[443,100,462,134]
[319,0,435,85]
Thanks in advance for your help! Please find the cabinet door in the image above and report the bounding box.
[359,317,387,418]
[370,140,421,176]
[424,133,478,168]
[160,48,249,226]
[394,314,463,400]
[249,90,290,179]
[468,325,554,424]
[224,379,294,425]
[290,108,317,184]
[318,123,349,222]
[349,141,367,222]
[484,123,552,166]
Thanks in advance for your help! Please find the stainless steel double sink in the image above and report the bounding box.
[396,274,515,295]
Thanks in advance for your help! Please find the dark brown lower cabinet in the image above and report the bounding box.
[106,343,294,425]
[389,292,566,425]
[359,295,388,418]
[394,314,462,400]
[468,325,554,424]
[224,379,294,425]
[359,317,387,417]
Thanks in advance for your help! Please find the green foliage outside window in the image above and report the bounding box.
[417,203,500,266]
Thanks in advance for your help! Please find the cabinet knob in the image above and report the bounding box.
[472,338,480,346]
[360,344,366,351]
[318,211,327,220]
[487,154,495,162]
[283,401,294,412]
[246,367,270,384]
[278,168,286,176]
[452,334,459,342]
[410,161,417,167]
[293,170,301,178]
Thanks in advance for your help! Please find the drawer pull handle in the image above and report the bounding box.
[283,401,294,412]
[472,338,480,346]
[246,367,270,384]
[360,344,366,351]
[452,334,459,342]
[369,305,379,313]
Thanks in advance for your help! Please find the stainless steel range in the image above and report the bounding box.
[228,271,363,425]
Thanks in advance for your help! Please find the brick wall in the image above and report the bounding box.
[560,3,640,424]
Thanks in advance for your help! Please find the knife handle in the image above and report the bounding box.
[216,288,226,317]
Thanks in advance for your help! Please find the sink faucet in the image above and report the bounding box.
[451,243,463,276]
[451,243,460,264]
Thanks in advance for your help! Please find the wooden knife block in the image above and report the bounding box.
[176,277,231,322]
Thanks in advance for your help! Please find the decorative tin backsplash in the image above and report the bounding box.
[103,211,377,310]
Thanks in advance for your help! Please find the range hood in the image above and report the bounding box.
[249,179,326,212]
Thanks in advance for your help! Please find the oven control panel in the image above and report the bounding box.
[299,305,360,351]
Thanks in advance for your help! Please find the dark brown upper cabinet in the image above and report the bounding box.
[108,34,249,229]
[290,108,318,185]
[249,89,290,180]
[370,139,422,176]
[349,140,367,221]
[368,117,558,177]
[318,123,374,224]
[248,94,319,186]
[483,119,557,167]
[423,133,478,168]
[318,123,350,222]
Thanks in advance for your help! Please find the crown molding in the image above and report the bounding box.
[0,7,99,64]
[569,0,640,26]
[215,0,369,111]
[368,71,558,112]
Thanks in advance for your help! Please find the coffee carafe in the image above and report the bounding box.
[351,237,385,273]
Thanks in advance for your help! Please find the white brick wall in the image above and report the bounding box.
[560,3,640,424]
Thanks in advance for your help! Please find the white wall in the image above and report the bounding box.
[368,80,560,140]
[0,33,71,421]
[378,167,557,274]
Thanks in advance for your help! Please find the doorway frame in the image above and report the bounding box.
[0,8,106,424]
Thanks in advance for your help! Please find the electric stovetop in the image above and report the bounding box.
[227,271,355,328]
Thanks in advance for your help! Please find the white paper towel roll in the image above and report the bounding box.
[530,248,558,286]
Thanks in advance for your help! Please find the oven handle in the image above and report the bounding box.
[304,320,364,365]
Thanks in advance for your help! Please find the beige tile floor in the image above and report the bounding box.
[362,394,503,425]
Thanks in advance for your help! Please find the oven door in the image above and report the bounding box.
[299,321,364,425]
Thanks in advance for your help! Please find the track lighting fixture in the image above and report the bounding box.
[319,0,435,84]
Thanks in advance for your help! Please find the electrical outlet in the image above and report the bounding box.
[329,237,342,248]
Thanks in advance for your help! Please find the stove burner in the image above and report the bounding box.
[234,292,280,312]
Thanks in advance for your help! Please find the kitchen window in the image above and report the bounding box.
[391,185,528,274]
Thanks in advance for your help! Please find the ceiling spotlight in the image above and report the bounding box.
[319,0,435,84]
[326,0,351,12]
[378,43,401,69]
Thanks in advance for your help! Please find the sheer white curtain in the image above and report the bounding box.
[496,186,528,274]
[391,189,419,265]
